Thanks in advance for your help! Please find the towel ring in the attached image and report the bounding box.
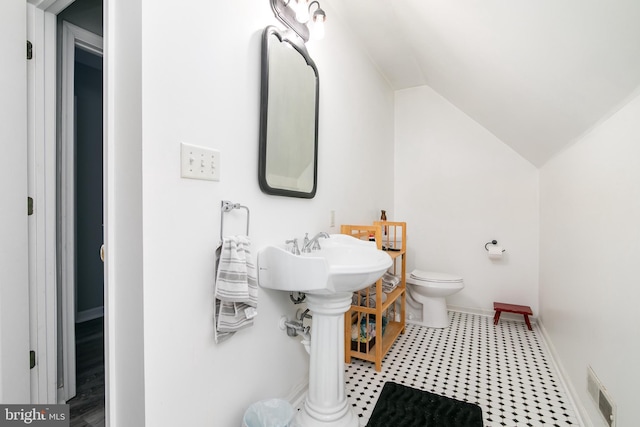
[484,240,505,252]
[220,200,250,240]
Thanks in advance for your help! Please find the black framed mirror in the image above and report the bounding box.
[259,26,319,198]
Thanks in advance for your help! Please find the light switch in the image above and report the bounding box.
[180,142,220,181]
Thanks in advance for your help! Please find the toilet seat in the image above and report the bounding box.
[409,269,463,284]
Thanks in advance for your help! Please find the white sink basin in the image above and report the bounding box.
[257,234,392,295]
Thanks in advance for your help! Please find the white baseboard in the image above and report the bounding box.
[76,306,104,323]
[448,304,494,317]
[536,319,592,427]
[448,304,539,324]
[284,377,308,411]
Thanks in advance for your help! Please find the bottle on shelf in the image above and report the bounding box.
[380,210,387,236]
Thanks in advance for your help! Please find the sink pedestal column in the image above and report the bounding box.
[295,293,358,427]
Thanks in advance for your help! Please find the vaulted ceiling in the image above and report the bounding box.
[324,0,640,166]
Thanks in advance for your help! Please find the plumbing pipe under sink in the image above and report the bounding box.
[281,317,311,354]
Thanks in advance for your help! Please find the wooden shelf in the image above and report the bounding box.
[379,321,404,356]
[380,287,404,313]
[342,221,407,372]
[347,321,404,363]
[385,250,405,260]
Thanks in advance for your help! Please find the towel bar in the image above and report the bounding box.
[220,200,250,240]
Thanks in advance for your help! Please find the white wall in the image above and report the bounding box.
[0,0,30,403]
[138,1,393,426]
[540,90,640,426]
[394,86,539,315]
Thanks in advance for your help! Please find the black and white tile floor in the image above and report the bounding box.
[344,311,581,427]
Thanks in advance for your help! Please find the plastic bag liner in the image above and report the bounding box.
[242,399,294,427]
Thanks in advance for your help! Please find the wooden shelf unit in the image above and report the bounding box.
[341,221,406,371]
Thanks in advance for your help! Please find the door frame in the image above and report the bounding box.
[26,0,75,404]
[26,0,103,405]
[59,20,104,404]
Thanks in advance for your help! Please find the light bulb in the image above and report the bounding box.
[311,14,325,39]
[295,0,310,23]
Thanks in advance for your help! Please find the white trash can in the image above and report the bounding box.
[242,399,294,427]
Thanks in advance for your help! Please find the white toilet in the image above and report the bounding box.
[406,269,464,328]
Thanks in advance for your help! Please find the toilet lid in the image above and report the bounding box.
[410,269,463,283]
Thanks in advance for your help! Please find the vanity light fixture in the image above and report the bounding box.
[270,0,327,42]
[308,1,326,40]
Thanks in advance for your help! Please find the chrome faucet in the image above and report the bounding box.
[301,232,330,253]
[285,238,300,255]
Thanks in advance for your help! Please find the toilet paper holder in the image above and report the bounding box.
[485,240,506,252]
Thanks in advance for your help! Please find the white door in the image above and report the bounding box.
[0,0,30,403]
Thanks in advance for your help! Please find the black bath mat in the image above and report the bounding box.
[366,382,483,427]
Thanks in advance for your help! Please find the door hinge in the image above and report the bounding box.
[30,351,36,369]
[28,197,34,215]
[27,40,33,60]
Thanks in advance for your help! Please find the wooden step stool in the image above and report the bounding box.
[493,302,533,330]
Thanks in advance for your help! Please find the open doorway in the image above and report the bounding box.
[57,2,104,424]
[28,0,145,424]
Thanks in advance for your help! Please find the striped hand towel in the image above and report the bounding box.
[213,235,258,343]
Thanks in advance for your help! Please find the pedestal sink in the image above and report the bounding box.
[257,234,392,427]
